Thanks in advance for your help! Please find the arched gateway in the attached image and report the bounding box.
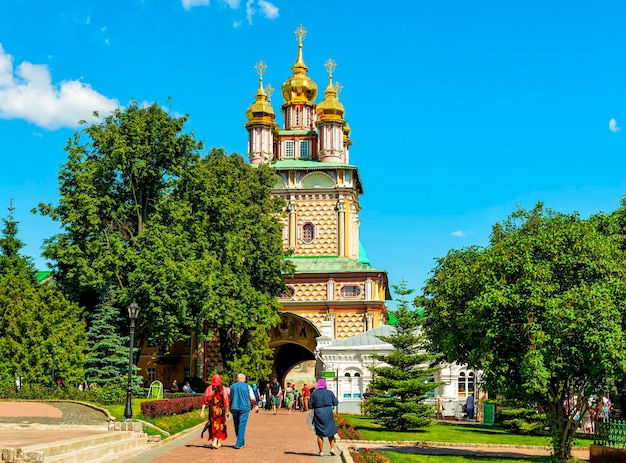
[270,313,319,384]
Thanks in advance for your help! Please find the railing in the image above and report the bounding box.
[594,419,626,448]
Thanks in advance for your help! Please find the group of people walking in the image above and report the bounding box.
[200,374,339,456]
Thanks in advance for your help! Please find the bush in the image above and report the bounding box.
[87,384,127,405]
[497,405,547,435]
[334,413,365,440]
[141,395,203,418]
[358,448,391,463]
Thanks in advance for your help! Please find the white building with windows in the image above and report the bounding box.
[316,321,481,417]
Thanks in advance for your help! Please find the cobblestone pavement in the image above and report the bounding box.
[127,408,342,463]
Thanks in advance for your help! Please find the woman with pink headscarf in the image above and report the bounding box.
[309,378,339,456]
[200,374,230,449]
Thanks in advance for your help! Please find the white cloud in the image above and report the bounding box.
[222,0,240,7]
[609,118,621,133]
[182,0,209,10]
[0,43,119,130]
[451,230,467,237]
[258,0,278,19]
[246,0,255,24]
[233,21,242,28]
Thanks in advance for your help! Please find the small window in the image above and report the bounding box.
[340,285,362,298]
[147,368,156,383]
[305,107,310,126]
[279,286,295,300]
[344,372,351,377]
[295,106,300,126]
[302,223,315,243]
[285,141,295,157]
[300,140,309,158]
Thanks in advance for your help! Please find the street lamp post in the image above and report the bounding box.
[124,301,141,422]
[51,343,57,388]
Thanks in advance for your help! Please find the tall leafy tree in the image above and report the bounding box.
[367,280,441,431]
[420,203,626,460]
[0,204,86,391]
[36,101,203,347]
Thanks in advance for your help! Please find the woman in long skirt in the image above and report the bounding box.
[309,378,339,456]
[200,374,230,449]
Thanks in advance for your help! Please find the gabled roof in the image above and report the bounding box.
[325,324,396,348]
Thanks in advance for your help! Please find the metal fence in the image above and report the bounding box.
[594,419,626,448]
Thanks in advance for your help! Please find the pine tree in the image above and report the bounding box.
[367,279,441,430]
[0,202,86,391]
[84,291,131,386]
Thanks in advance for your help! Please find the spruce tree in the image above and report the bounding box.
[84,291,132,386]
[367,279,441,430]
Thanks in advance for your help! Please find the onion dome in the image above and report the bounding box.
[245,61,276,128]
[316,59,345,122]
[343,121,352,147]
[281,23,318,105]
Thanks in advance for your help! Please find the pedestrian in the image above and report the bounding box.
[285,381,295,415]
[309,378,339,457]
[465,393,475,420]
[182,379,195,394]
[269,377,281,415]
[263,382,271,410]
[436,396,444,420]
[302,382,310,411]
[229,373,256,449]
[170,379,179,392]
[252,384,260,413]
[200,374,230,449]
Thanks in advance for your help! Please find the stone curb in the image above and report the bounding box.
[341,440,590,451]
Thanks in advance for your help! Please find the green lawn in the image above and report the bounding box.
[340,415,593,448]
[99,399,204,437]
[376,453,551,463]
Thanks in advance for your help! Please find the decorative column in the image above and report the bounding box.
[337,201,346,257]
[288,202,297,249]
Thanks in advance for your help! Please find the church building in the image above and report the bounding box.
[242,24,391,392]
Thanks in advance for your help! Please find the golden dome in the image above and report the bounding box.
[316,59,345,122]
[245,61,276,127]
[281,23,318,105]
[343,121,352,146]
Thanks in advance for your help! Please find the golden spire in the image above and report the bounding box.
[316,58,344,121]
[282,23,317,105]
[246,60,276,126]
[266,84,274,103]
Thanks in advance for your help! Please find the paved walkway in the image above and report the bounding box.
[126,409,343,463]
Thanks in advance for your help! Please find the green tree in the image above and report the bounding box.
[84,290,132,386]
[420,204,626,460]
[0,204,86,391]
[36,101,203,348]
[367,280,441,431]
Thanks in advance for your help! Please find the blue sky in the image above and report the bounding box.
[1,1,626,298]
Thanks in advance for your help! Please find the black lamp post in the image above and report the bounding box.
[51,343,57,388]
[124,301,140,422]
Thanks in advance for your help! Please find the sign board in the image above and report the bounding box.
[320,371,336,378]
[483,402,495,426]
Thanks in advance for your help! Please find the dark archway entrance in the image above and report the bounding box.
[269,313,320,384]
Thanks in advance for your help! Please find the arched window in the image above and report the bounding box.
[458,371,475,398]
[278,285,295,300]
[341,370,363,400]
[302,223,315,243]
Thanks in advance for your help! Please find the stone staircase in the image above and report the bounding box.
[1,424,153,463]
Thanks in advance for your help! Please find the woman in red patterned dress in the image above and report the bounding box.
[200,374,230,448]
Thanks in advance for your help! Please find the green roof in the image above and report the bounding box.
[358,241,371,265]
[286,256,385,274]
[36,271,52,283]
[269,159,357,170]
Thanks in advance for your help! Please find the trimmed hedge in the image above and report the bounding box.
[141,395,203,418]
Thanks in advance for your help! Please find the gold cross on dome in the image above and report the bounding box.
[295,23,307,45]
[324,58,337,79]
[266,84,274,101]
[255,60,267,80]
[335,81,343,95]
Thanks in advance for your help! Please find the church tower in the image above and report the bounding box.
[245,24,390,381]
